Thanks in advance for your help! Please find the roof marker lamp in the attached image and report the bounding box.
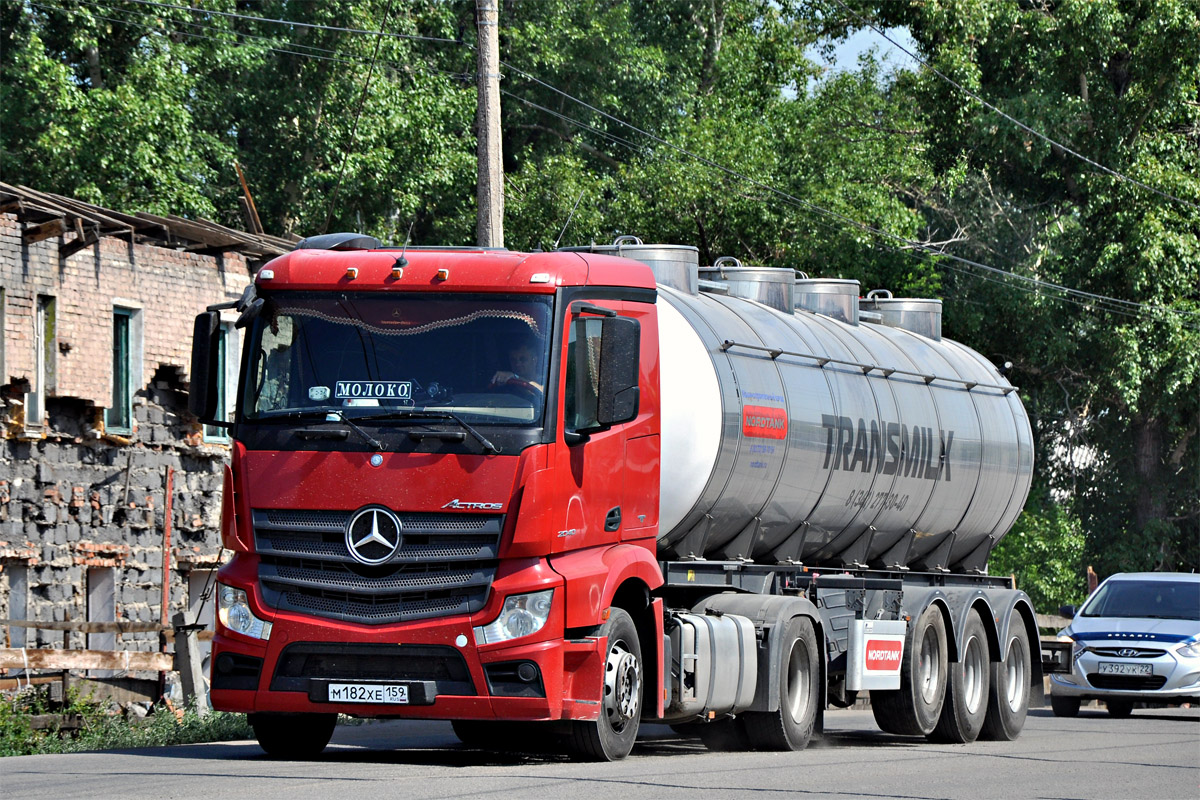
[474,590,554,645]
[218,583,273,641]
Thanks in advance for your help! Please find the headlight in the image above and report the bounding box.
[218,583,273,641]
[1057,630,1085,661]
[473,590,554,645]
[1178,636,1200,659]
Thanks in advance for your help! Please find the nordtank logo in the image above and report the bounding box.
[345,506,403,565]
[442,499,503,510]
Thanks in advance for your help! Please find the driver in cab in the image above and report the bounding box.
[491,337,544,394]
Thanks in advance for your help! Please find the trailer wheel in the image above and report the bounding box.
[569,608,642,761]
[1050,693,1080,717]
[930,608,991,743]
[744,616,820,751]
[980,620,1031,740]
[871,604,947,736]
[249,712,336,759]
[697,717,753,751]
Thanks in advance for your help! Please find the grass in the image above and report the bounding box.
[0,685,253,757]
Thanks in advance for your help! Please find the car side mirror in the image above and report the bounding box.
[1058,604,1076,620]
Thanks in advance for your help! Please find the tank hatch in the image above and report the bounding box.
[698,257,795,313]
[860,289,943,340]
[794,277,861,324]
[559,235,699,294]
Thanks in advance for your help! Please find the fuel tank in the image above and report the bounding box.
[614,244,1033,572]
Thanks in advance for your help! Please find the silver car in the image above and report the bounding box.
[1051,572,1200,717]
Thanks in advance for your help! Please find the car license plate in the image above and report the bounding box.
[327,683,409,704]
[1098,662,1152,676]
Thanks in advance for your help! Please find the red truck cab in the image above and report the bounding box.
[191,241,665,760]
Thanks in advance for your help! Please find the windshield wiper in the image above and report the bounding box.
[350,409,501,454]
[253,409,385,451]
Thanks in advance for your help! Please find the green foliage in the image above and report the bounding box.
[989,488,1087,612]
[0,687,252,757]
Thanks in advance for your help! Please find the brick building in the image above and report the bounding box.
[0,183,291,668]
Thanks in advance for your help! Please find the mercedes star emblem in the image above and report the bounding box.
[345,506,402,565]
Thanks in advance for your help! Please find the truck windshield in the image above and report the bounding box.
[241,292,553,426]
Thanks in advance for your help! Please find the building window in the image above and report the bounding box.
[87,567,116,677]
[27,294,56,427]
[0,287,6,384]
[107,309,133,432]
[5,564,28,650]
[203,321,238,442]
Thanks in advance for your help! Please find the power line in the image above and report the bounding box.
[115,0,463,45]
[830,0,1200,215]
[321,0,396,234]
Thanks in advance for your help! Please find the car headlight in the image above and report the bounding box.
[1178,636,1200,659]
[474,590,554,645]
[218,583,273,641]
[1057,629,1086,661]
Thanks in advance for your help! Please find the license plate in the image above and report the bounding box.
[1098,662,1152,676]
[327,683,409,704]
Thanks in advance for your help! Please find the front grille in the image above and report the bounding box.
[271,642,476,695]
[1088,647,1165,659]
[1087,673,1168,690]
[254,509,502,625]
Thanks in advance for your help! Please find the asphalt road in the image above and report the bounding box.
[4,707,1197,800]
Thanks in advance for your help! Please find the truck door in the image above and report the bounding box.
[550,299,640,553]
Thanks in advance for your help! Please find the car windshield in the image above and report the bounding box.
[1079,579,1200,621]
[242,292,553,426]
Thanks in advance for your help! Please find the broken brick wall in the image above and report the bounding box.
[1,212,255,653]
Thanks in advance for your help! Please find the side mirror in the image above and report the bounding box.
[1058,604,1077,620]
[596,316,640,426]
[190,311,221,422]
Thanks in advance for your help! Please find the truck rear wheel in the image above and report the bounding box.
[930,608,990,743]
[569,608,642,761]
[980,620,1031,740]
[249,712,337,759]
[744,616,820,751]
[872,604,947,736]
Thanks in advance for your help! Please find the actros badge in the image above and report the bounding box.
[345,506,403,565]
[442,499,503,510]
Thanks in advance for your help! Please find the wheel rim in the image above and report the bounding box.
[962,634,985,714]
[784,639,812,723]
[917,624,942,704]
[604,639,640,732]
[1004,636,1027,712]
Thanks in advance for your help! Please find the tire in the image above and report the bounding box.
[1050,693,1081,718]
[930,609,991,743]
[697,717,753,752]
[1106,699,1134,718]
[249,712,337,759]
[569,608,642,761]
[872,604,948,736]
[980,619,1031,741]
[744,616,820,751]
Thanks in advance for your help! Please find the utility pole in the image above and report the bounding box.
[475,0,504,247]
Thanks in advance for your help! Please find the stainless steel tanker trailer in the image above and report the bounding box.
[569,237,1041,750]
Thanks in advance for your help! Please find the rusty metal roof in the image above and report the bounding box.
[0,182,297,262]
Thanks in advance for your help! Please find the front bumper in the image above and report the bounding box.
[1049,648,1200,704]
[208,558,608,722]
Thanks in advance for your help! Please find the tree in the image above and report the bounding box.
[846,0,1200,577]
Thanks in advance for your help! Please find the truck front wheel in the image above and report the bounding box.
[569,607,642,761]
[249,712,337,759]
[744,616,820,751]
[872,604,948,736]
